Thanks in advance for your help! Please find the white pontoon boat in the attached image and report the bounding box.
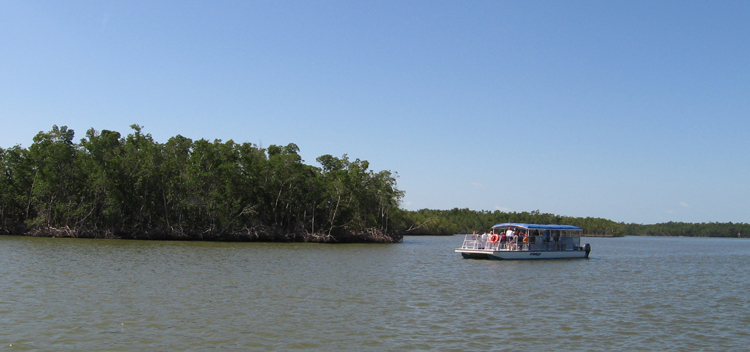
[455,223,591,260]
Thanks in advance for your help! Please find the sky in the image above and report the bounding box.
[1,0,748,225]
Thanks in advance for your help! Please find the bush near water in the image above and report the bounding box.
[1,125,746,242]
[0,125,403,243]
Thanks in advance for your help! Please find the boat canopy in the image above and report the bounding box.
[492,223,582,231]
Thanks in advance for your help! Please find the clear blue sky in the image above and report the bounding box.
[1,1,748,224]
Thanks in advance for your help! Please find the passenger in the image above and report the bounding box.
[480,232,488,249]
[506,228,517,250]
[523,232,531,250]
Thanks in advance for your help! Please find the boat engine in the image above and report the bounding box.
[584,243,591,258]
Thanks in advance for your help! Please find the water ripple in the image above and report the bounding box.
[1,235,750,350]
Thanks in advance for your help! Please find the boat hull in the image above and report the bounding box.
[456,249,588,260]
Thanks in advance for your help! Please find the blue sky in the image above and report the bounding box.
[1,1,748,224]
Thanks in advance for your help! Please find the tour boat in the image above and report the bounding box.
[455,223,591,260]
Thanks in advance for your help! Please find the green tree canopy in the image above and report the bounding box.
[0,125,404,242]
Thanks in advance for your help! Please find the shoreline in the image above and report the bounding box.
[3,226,403,244]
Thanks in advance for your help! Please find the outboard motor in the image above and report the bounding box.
[584,243,591,258]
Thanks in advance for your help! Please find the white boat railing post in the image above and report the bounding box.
[462,234,479,249]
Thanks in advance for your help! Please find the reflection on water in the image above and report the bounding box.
[1,235,749,351]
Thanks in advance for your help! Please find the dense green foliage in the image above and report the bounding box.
[0,125,404,242]
[391,208,750,238]
[391,208,626,236]
[623,222,750,237]
[2,125,746,242]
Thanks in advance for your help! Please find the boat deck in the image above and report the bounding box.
[457,234,580,252]
[455,226,591,260]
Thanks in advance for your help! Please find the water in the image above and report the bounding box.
[1,235,749,351]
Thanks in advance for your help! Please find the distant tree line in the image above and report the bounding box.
[623,222,749,237]
[390,208,627,236]
[0,125,404,242]
[390,208,750,238]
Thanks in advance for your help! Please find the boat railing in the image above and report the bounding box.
[460,234,505,250]
[461,234,583,251]
[460,234,480,250]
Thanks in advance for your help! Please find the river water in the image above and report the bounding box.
[1,235,748,351]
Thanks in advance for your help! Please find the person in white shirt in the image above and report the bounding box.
[505,228,516,249]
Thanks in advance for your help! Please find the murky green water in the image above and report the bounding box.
[1,235,749,351]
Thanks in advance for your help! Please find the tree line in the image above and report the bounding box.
[390,208,750,238]
[0,125,404,242]
[2,125,746,242]
[623,222,749,237]
[390,208,627,236]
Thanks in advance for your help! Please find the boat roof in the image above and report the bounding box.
[492,223,582,231]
